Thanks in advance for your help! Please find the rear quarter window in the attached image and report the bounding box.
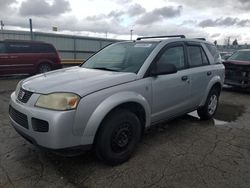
[31,44,56,53]
[187,46,203,67]
[205,43,220,64]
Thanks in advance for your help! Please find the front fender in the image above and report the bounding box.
[82,91,151,141]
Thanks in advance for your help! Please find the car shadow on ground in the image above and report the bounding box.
[31,100,246,186]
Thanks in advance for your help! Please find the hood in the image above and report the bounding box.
[21,66,137,96]
[224,60,250,66]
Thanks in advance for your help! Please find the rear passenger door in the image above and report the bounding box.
[186,42,212,107]
[6,42,35,74]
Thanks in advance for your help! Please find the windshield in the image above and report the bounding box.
[82,42,158,73]
[228,51,250,61]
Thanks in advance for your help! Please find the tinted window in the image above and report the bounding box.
[188,46,203,67]
[201,48,209,65]
[0,43,5,53]
[7,43,32,53]
[228,51,250,61]
[205,43,220,63]
[157,46,185,70]
[82,42,157,73]
[32,44,55,53]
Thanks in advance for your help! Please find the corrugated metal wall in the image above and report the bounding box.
[0,30,120,61]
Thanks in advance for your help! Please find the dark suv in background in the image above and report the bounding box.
[0,40,61,75]
[223,49,250,88]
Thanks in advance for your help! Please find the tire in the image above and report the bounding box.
[197,88,220,120]
[95,109,142,165]
[38,63,52,74]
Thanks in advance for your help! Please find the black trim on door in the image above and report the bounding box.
[144,42,189,78]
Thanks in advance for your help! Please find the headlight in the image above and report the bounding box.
[35,93,80,110]
[15,81,22,97]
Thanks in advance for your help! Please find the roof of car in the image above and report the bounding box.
[130,35,213,45]
[238,49,250,52]
[2,39,49,44]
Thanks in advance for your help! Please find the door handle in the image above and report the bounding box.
[181,76,188,81]
[207,71,212,76]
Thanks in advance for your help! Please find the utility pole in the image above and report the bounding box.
[0,20,4,40]
[130,29,133,40]
[29,18,34,40]
[0,20,4,31]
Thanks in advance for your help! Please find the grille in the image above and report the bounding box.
[9,105,29,129]
[224,63,250,83]
[17,88,33,103]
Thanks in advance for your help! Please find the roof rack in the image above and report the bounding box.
[194,38,206,41]
[137,35,186,40]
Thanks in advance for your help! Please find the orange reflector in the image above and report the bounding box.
[68,98,78,107]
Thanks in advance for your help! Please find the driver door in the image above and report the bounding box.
[151,42,191,123]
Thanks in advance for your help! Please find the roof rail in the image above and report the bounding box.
[137,35,186,40]
[194,38,206,41]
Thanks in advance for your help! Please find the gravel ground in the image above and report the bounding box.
[1,77,250,188]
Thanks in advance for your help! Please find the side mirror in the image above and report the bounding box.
[151,63,177,76]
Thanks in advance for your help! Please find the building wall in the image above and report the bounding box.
[0,30,120,61]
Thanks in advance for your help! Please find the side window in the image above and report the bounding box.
[157,46,185,70]
[205,43,220,64]
[7,43,31,53]
[0,43,5,53]
[201,48,209,65]
[188,46,203,67]
[32,44,55,53]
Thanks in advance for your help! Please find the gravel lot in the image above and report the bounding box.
[1,77,250,188]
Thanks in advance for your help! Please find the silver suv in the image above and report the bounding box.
[9,35,224,165]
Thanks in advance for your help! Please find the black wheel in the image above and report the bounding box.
[197,88,220,120]
[95,109,141,165]
[38,63,51,74]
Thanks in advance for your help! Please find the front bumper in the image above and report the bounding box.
[224,64,250,88]
[224,79,250,88]
[9,92,92,150]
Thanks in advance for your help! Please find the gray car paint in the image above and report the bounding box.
[9,38,225,150]
[21,66,137,96]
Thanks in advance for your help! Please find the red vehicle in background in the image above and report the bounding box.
[223,49,250,88]
[0,40,61,75]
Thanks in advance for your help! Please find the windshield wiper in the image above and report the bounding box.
[92,67,119,72]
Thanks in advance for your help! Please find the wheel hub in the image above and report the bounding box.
[208,94,218,115]
[111,123,132,153]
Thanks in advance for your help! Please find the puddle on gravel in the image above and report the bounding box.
[188,103,246,127]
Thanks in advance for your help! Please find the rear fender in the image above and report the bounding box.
[199,76,222,106]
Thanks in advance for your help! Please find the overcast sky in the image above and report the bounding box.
[1,0,250,44]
